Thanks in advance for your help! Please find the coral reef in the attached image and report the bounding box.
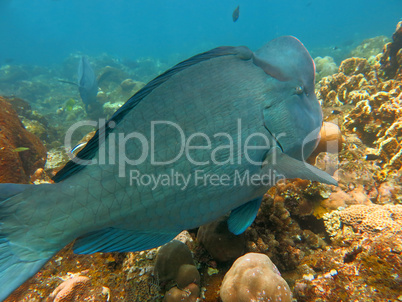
[293,232,402,301]
[244,187,328,272]
[298,204,402,301]
[220,253,292,302]
[316,27,402,172]
[102,101,124,118]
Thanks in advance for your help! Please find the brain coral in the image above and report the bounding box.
[339,204,402,234]
[220,253,292,302]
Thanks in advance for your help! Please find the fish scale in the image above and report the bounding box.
[0,36,338,301]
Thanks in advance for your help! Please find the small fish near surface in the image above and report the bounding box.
[0,36,336,300]
[232,5,239,22]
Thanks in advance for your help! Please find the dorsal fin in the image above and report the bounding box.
[53,46,252,182]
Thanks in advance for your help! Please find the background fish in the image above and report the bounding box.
[232,5,239,22]
[58,56,99,113]
[77,56,98,112]
[0,36,335,301]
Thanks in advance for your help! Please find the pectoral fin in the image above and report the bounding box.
[262,147,337,186]
[228,197,262,235]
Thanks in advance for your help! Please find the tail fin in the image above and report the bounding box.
[0,239,49,301]
[0,183,55,301]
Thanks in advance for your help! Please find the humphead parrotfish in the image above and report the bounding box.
[0,36,336,300]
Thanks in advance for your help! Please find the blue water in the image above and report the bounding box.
[0,0,401,65]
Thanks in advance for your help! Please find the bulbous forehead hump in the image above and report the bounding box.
[253,36,315,91]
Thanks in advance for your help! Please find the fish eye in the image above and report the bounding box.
[294,85,304,95]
